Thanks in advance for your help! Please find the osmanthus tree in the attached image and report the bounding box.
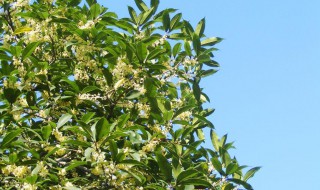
[0,0,259,189]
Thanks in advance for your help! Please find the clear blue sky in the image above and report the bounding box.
[102,1,320,189]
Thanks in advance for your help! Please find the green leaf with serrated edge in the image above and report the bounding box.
[22,42,39,60]
[155,151,172,181]
[128,6,139,24]
[0,129,23,148]
[195,18,205,37]
[243,167,261,182]
[65,161,87,171]
[201,37,223,46]
[57,114,72,129]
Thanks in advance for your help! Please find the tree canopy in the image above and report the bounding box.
[0,0,259,189]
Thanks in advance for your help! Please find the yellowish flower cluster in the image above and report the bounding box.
[2,164,30,178]
[21,183,37,190]
[142,138,159,152]
[52,129,67,142]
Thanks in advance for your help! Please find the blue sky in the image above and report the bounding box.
[103,1,320,189]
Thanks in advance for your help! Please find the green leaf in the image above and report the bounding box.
[3,88,20,104]
[22,42,39,60]
[86,0,96,6]
[68,0,81,6]
[62,140,91,148]
[13,26,32,35]
[134,0,149,12]
[162,11,170,32]
[95,117,110,141]
[170,13,182,31]
[193,114,214,128]
[147,48,166,60]
[192,79,201,103]
[57,114,72,129]
[118,113,130,128]
[81,112,95,123]
[184,41,192,56]
[199,69,218,78]
[65,161,87,171]
[42,125,52,141]
[60,78,80,93]
[81,86,100,93]
[179,178,212,187]
[128,6,139,24]
[109,139,118,160]
[192,34,201,55]
[150,0,160,14]
[243,167,261,182]
[90,4,101,19]
[155,151,172,181]
[176,169,198,184]
[210,129,220,152]
[195,18,205,37]
[226,163,239,175]
[172,105,195,119]
[140,7,154,25]
[136,42,147,62]
[172,43,182,57]
[0,129,23,148]
[0,52,12,61]
[125,170,146,185]
[228,178,253,190]
[201,37,223,46]
[126,90,142,99]
[211,157,225,175]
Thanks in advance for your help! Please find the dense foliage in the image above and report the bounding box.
[0,0,259,189]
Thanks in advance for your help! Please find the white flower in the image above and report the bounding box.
[79,20,95,29]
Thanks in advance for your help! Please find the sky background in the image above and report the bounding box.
[102,1,320,189]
